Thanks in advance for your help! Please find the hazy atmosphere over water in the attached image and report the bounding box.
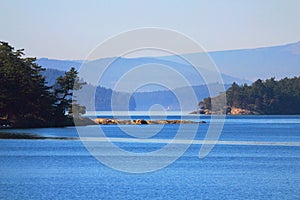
[1,1,300,199]
[1,0,300,59]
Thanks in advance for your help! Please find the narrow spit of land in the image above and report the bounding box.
[93,118,206,125]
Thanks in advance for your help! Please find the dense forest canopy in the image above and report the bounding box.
[199,76,300,114]
[0,41,85,127]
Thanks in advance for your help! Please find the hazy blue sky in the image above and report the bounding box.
[1,0,300,59]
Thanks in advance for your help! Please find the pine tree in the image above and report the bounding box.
[54,67,86,118]
[0,42,86,127]
[0,42,55,126]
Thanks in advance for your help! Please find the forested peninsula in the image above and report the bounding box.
[197,76,300,115]
[0,42,92,128]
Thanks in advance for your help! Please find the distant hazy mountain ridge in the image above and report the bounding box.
[37,41,300,85]
[37,41,300,111]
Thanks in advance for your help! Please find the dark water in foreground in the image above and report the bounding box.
[0,115,300,199]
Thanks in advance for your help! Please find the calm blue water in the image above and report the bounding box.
[0,115,300,199]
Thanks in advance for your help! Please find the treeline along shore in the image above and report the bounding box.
[195,76,300,115]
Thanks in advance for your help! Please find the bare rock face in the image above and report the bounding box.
[229,107,251,115]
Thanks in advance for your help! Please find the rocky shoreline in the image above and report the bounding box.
[190,107,259,115]
[0,117,206,129]
[93,118,206,125]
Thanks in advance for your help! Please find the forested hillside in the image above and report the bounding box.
[199,77,300,114]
